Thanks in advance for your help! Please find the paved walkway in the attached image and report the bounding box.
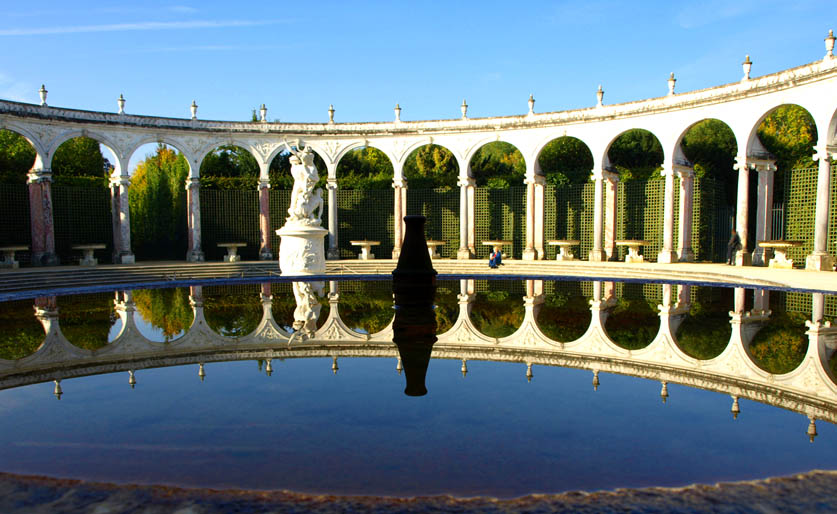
[0,258,834,298]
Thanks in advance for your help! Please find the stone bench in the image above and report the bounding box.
[0,245,28,269]
[758,240,802,269]
[218,242,246,262]
[426,240,446,259]
[350,240,380,260]
[616,240,650,263]
[547,239,580,261]
[71,244,106,266]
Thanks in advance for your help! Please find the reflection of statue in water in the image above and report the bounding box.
[285,142,323,225]
[289,281,324,343]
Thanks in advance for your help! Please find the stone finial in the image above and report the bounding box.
[660,381,669,403]
[198,362,206,382]
[730,396,740,419]
[259,103,267,122]
[39,84,48,106]
[460,359,468,377]
[807,416,817,443]
[53,379,62,400]
[525,362,533,382]
[265,358,273,376]
[117,93,126,114]
[396,357,403,375]
[592,370,599,391]
[328,104,335,124]
[128,370,136,389]
[394,103,401,122]
[667,72,676,96]
[332,356,339,375]
[596,84,604,107]
[742,55,752,81]
[826,29,835,59]
[190,100,198,120]
[461,99,468,119]
[527,94,535,115]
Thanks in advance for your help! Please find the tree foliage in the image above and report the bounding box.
[133,287,194,341]
[52,137,107,178]
[335,147,393,190]
[538,137,594,185]
[607,129,664,181]
[756,104,817,171]
[470,142,525,188]
[681,119,737,179]
[748,312,808,374]
[0,129,36,184]
[268,148,328,190]
[404,144,458,188]
[129,145,189,259]
[57,293,114,350]
[199,145,259,178]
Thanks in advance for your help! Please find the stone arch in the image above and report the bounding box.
[603,128,665,177]
[535,135,595,185]
[127,136,194,171]
[0,123,48,168]
[464,137,527,175]
[48,130,123,174]
[673,118,738,168]
[745,103,819,159]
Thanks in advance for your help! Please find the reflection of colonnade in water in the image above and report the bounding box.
[1,35,836,266]
[2,281,836,435]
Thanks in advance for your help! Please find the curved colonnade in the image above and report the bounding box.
[1,280,835,434]
[1,37,836,268]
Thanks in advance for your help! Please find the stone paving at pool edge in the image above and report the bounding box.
[0,470,836,513]
[0,259,834,295]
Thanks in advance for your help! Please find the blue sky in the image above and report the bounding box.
[1,1,834,124]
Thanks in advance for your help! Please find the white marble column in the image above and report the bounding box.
[589,170,607,261]
[109,174,135,264]
[753,166,775,266]
[185,177,204,262]
[523,178,536,260]
[27,168,59,266]
[326,178,339,260]
[806,147,834,270]
[676,167,695,261]
[457,176,469,259]
[733,155,751,266]
[534,176,545,259]
[603,172,618,260]
[258,178,273,260]
[392,177,406,259]
[658,166,677,263]
[466,178,476,255]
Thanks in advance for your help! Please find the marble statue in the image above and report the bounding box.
[290,280,325,342]
[285,143,323,225]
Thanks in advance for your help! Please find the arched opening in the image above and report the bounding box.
[58,293,116,351]
[50,136,116,264]
[404,144,459,259]
[748,306,808,375]
[335,147,394,258]
[268,145,328,259]
[674,286,733,359]
[677,119,738,262]
[0,128,37,265]
[470,280,525,338]
[132,287,194,343]
[0,299,45,360]
[199,144,261,261]
[203,284,262,337]
[605,129,664,261]
[434,280,460,334]
[603,283,660,350]
[753,105,819,266]
[128,143,190,260]
[330,280,393,335]
[469,142,526,259]
[537,136,594,259]
[536,281,592,342]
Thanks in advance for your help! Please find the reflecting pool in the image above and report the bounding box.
[0,279,835,498]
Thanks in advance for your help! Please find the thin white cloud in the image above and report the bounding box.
[168,5,199,14]
[0,19,280,37]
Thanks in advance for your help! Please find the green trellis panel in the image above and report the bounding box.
[199,189,260,261]
[544,183,595,260]
[782,165,837,268]
[0,184,31,264]
[405,188,459,258]
[52,185,112,264]
[616,180,665,261]
[474,186,526,259]
[337,189,393,259]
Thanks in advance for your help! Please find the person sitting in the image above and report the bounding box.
[489,245,503,268]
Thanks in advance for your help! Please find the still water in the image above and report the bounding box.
[0,279,834,498]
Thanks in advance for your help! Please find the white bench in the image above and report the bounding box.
[482,240,512,260]
[0,245,28,269]
[218,242,246,262]
[758,240,802,269]
[616,240,650,263]
[350,240,380,260]
[547,239,580,261]
[426,240,446,259]
[72,244,106,266]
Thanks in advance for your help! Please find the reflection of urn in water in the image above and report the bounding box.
[392,215,438,396]
[276,142,327,275]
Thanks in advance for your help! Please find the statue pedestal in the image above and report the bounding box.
[277,223,327,275]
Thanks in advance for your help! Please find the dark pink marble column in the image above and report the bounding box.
[28,169,58,266]
[186,178,204,262]
[258,179,273,260]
